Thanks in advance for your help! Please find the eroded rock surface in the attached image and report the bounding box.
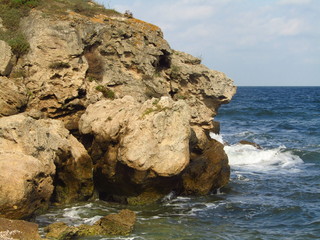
[0,77,28,117]
[79,96,190,201]
[0,114,93,219]
[0,0,236,214]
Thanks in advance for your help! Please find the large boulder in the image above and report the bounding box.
[0,40,13,76]
[0,152,53,219]
[0,77,28,117]
[0,218,42,240]
[182,139,230,195]
[79,96,191,202]
[0,114,93,219]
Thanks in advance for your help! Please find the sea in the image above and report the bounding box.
[35,87,320,240]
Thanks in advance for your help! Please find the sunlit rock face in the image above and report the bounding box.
[0,1,236,214]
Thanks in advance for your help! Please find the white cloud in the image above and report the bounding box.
[278,0,312,5]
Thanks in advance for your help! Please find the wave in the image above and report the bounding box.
[225,144,303,173]
[210,133,304,173]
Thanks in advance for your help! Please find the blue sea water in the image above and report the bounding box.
[36,87,320,240]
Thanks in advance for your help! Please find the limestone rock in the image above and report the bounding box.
[182,140,230,195]
[0,41,13,76]
[0,152,53,219]
[18,10,172,129]
[169,50,237,127]
[0,218,42,240]
[79,96,190,201]
[15,9,235,134]
[0,2,236,205]
[0,114,93,219]
[0,77,28,116]
[94,209,136,235]
[120,97,191,176]
[44,209,136,239]
[80,96,190,177]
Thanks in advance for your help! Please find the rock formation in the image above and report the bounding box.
[45,209,136,239]
[0,114,93,219]
[0,0,236,222]
[0,218,42,240]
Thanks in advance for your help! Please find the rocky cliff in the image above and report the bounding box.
[0,0,236,220]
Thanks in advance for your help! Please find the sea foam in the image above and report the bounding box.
[210,133,304,173]
[225,144,303,173]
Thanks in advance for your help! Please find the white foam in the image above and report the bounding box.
[224,144,303,173]
[83,215,103,225]
[209,132,224,144]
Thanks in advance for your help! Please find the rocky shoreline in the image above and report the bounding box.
[0,1,236,238]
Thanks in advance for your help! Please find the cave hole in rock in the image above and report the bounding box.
[153,50,171,72]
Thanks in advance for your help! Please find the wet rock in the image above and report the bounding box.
[182,140,230,195]
[239,140,262,149]
[45,222,77,240]
[45,209,136,239]
[0,218,42,240]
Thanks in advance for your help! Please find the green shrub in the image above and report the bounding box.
[7,33,30,56]
[49,61,71,69]
[95,85,115,99]
[0,0,39,56]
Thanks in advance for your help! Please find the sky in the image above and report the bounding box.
[95,0,320,86]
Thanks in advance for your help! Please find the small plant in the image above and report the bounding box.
[176,94,188,100]
[124,10,133,18]
[142,103,168,117]
[143,108,154,116]
[10,68,27,78]
[7,33,30,56]
[87,76,97,82]
[152,99,160,105]
[49,61,71,69]
[170,65,181,79]
[95,85,115,99]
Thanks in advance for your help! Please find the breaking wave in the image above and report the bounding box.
[210,133,304,173]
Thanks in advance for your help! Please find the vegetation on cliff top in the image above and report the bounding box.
[0,0,121,56]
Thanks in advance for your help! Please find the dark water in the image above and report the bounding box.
[36,87,320,240]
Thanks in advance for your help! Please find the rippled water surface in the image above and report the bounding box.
[36,87,320,240]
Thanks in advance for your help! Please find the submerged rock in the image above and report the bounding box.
[239,140,262,149]
[0,218,42,240]
[45,209,136,239]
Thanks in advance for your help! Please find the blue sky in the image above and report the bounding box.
[96,0,320,86]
